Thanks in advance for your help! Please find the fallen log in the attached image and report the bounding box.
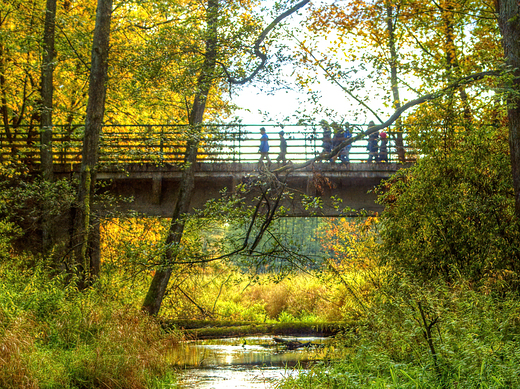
[162,320,349,339]
[273,337,313,350]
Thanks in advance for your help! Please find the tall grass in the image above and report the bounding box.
[276,283,520,388]
[151,269,353,322]
[0,265,181,389]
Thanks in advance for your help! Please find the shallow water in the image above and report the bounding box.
[170,336,328,388]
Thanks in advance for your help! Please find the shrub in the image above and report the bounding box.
[378,124,520,287]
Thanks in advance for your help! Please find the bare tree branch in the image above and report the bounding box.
[273,69,501,173]
[248,182,285,253]
[293,36,385,123]
[55,23,90,72]
[225,0,311,85]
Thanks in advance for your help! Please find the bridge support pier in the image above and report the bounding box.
[306,175,316,197]
[152,176,162,205]
[230,174,238,195]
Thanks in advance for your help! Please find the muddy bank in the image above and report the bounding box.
[162,320,351,339]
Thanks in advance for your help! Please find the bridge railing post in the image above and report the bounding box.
[238,126,243,163]
[159,125,164,163]
[233,126,239,163]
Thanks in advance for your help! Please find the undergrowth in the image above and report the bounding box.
[276,283,520,388]
[155,270,354,323]
[0,265,181,389]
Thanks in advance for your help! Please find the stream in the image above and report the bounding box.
[169,336,330,388]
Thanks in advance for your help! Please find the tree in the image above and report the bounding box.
[296,0,500,136]
[0,0,42,159]
[40,0,56,181]
[142,0,311,315]
[70,0,113,288]
[141,0,221,315]
[40,0,57,255]
[496,0,520,218]
[384,0,405,161]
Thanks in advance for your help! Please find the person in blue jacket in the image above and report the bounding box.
[339,124,352,164]
[258,127,271,166]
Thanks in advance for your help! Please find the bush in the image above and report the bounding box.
[378,123,520,287]
[0,174,75,258]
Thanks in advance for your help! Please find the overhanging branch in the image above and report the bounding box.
[273,69,501,172]
[225,0,311,85]
[294,36,385,123]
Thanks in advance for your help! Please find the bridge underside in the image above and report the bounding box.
[87,162,407,217]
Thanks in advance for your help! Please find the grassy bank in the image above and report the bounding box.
[276,284,520,388]
[0,265,181,389]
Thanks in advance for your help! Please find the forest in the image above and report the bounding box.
[1,0,520,387]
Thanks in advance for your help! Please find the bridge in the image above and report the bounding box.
[2,124,414,216]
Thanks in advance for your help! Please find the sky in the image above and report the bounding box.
[232,79,359,124]
[228,1,392,127]
[231,67,389,128]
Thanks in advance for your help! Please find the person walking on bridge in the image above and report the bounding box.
[258,127,271,167]
[367,121,378,163]
[378,131,388,162]
[330,122,343,163]
[277,130,287,165]
[320,120,332,162]
[340,123,352,164]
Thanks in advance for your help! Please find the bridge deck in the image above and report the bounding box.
[84,161,409,217]
[91,160,405,179]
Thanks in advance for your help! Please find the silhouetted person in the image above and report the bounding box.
[277,130,287,165]
[331,122,343,163]
[367,121,378,162]
[258,127,271,167]
[320,120,332,158]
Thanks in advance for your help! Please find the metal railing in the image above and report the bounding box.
[0,124,416,167]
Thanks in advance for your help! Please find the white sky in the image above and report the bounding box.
[232,72,390,126]
[230,1,393,126]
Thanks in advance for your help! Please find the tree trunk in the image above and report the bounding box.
[385,1,405,162]
[0,42,13,161]
[40,0,56,181]
[40,0,57,255]
[142,0,219,316]
[440,0,472,124]
[142,0,312,315]
[71,0,112,289]
[496,0,520,218]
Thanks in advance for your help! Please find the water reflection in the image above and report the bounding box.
[170,336,328,388]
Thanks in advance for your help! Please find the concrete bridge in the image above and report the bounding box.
[91,161,408,217]
[5,124,413,217]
